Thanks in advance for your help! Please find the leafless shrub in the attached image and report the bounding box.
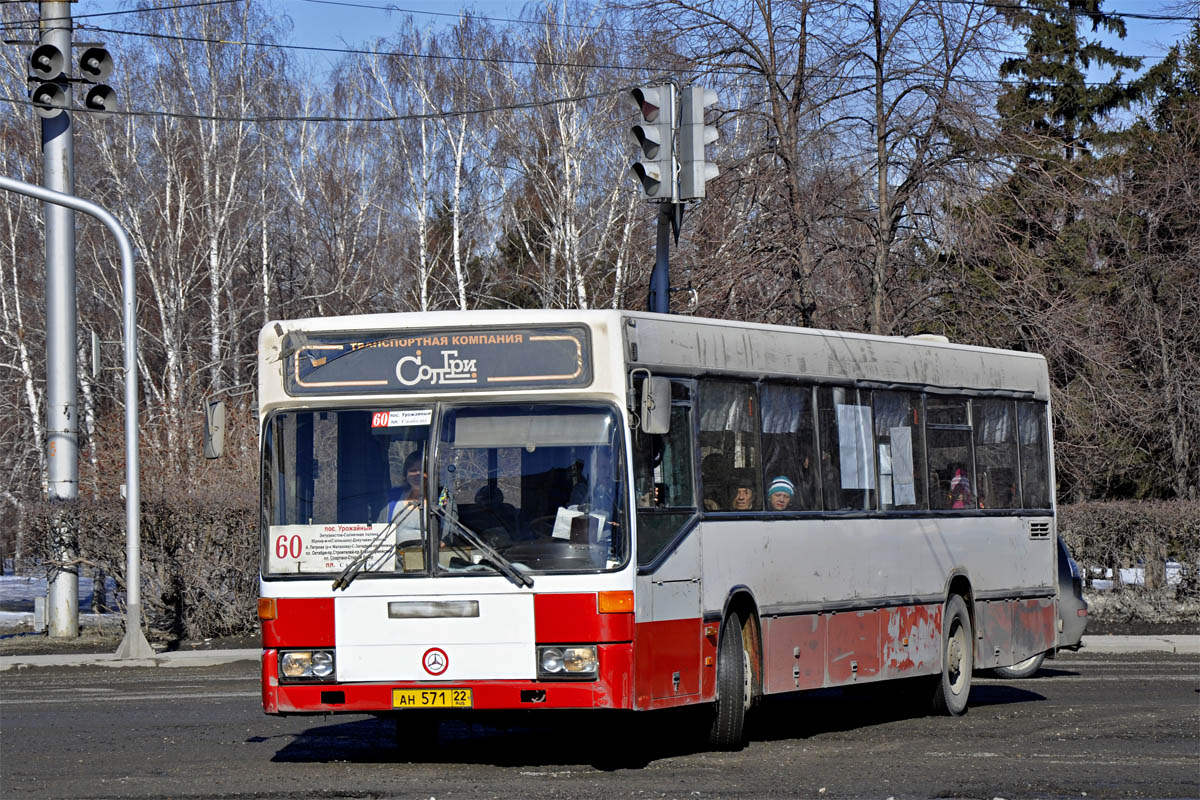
[27,498,258,640]
[1059,500,1200,597]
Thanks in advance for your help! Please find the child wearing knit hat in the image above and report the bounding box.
[767,475,795,511]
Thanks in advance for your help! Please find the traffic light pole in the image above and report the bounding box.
[631,84,717,316]
[647,202,682,315]
[40,0,79,639]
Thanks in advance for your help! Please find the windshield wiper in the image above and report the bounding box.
[331,503,420,591]
[430,505,534,589]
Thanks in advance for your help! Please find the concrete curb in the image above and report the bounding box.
[1,637,1196,671]
[1074,634,1199,655]
[0,648,261,671]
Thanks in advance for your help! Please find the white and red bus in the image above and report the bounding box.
[256,310,1059,749]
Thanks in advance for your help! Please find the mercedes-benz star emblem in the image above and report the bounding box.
[422,647,448,676]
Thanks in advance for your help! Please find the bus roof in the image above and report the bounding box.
[260,309,1049,401]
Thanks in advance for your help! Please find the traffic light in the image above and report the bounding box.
[78,47,116,113]
[27,44,116,117]
[679,87,719,201]
[630,84,676,201]
[29,43,68,118]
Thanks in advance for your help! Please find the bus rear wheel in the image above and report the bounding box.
[931,594,973,716]
[708,612,751,751]
[992,652,1046,679]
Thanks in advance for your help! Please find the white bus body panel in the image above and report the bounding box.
[335,592,535,682]
[698,517,1053,614]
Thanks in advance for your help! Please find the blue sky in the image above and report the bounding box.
[64,0,1198,83]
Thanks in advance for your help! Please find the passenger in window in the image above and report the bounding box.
[820,450,841,509]
[730,469,757,511]
[635,462,656,508]
[701,453,729,511]
[379,450,424,522]
[949,467,975,509]
[794,456,818,509]
[569,450,616,512]
[767,476,795,511]
[378,450,426,543]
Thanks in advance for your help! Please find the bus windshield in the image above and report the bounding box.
[434,404,628,574]
[261,403,628,577]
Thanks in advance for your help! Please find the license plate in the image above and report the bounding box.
[392,688,472,708]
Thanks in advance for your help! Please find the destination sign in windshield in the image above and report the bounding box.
[284,326,591,395]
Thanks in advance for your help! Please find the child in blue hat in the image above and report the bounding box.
[767,475,795,511]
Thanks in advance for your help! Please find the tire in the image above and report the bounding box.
[708,612,751,751]
[931,594,973,716]
[992,652,1046,679]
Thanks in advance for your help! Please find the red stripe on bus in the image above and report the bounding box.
[263,643,633,713]
[632,618,704,711]
[764,604,944,693]
[262,648,279,714]
[534,593,634,643]
[260,598,335,648]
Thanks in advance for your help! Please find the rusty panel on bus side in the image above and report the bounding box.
[827,610,882,684]
[975,599,1014,669]
[1012,597,1055,662]
[880,603,941,679]
[763,613,826,694]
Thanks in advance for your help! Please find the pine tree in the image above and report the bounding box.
[933,0,1171,500]
[997,0,1147,162]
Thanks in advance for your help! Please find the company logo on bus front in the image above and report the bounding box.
[422,647,449,676]
[396,349,478,387]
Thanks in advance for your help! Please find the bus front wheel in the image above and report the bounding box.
[708,612,751,751]
[931,594,973,716]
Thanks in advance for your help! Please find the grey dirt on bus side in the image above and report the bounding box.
[2,635,1197,672]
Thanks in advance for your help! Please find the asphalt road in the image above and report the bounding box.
[1,651,1196,800]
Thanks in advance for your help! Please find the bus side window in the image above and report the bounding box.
[974,399,1018,509]
[633,381,697,566]
[926,396,976,511]
[1017,401,1051,509]
[817,386,876,511]
[633,405,695,510]
[699,380,762,511]
[760,382,818,511]
[874,390,926,510]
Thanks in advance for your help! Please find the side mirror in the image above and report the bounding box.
[202,399,226,459]
[640,377,671,435]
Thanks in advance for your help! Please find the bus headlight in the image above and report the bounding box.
[279,650,336,682]
[537,646,598,679]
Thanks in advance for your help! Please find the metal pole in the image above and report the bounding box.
[647,203,672,314]
[0,175,153,659]
[40,0,78,639]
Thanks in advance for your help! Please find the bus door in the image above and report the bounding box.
[632,378,702,703]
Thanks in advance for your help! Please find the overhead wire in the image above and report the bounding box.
[0,0,240,31]
[77,17,1176,78]
[79,19,1178,66]
[299,0,1199,27]
[1,0,1184,125]
[0,84,630,123]
[298,0,645,34]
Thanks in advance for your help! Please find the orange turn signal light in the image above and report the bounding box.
[257,597,277,620]
[597,590,634,614]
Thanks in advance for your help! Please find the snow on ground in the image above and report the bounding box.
[0,569,122,629]
[1089,561,1185,591]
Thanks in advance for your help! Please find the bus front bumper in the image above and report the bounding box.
[261,643,633,714]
